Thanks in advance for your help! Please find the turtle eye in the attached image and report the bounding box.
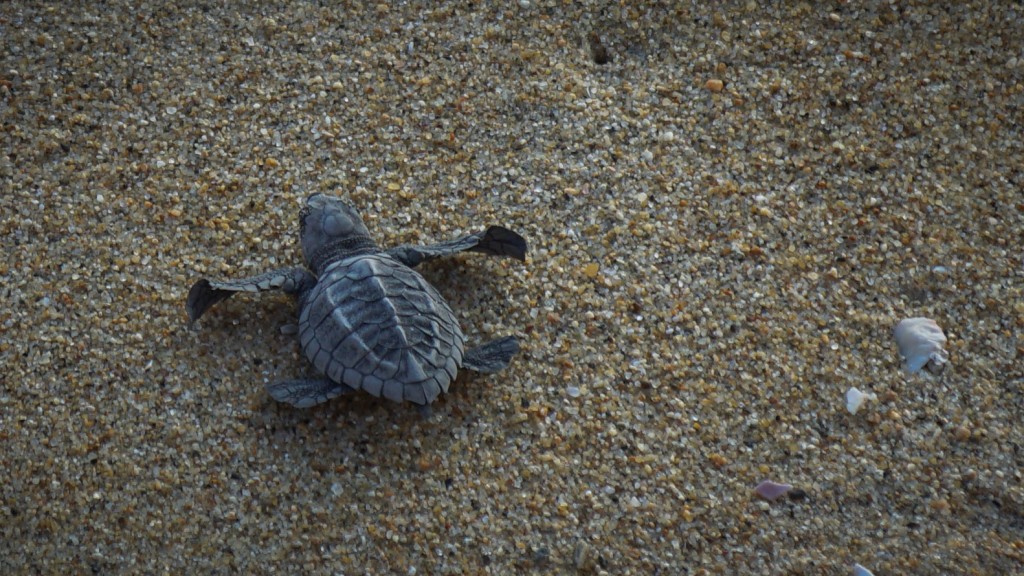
[323,213,353,237]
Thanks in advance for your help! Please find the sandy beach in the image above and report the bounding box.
[2,1,1022,573]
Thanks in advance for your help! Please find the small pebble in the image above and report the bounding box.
[705,78,725,92]
[566,386,581,398]
[754,480,793,501]
[588,32,610,65]
[846,387,877,415]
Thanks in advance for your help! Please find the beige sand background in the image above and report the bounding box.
[2,1,1022,574]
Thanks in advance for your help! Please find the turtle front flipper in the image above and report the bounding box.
[385,226,528,268]
[266,378,357,408]
[462,336,520,373]
[186,267,316,322]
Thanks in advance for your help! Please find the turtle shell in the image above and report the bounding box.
[297,253,465,405]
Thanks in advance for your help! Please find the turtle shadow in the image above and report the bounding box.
[245,376,495,470]
[185,299,305,389]
[419,250,508,288]
[187,292,298,342]
[417,256,521,336]
[242,399,469,498]
[225,354,509,507]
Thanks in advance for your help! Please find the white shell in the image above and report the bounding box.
[894,317,949,374]
[846,387,876,415]
[853,564,875,576]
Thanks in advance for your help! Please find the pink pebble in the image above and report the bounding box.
[755,480,793,501]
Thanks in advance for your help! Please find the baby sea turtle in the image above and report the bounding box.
[186,193,527,411]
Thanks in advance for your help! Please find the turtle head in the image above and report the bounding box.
[299,194,374,270]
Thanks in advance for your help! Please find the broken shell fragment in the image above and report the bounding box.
[894,317,949,374]
[846,387,877,415]
[754,480,793,501]
[853,564,875,576]
[573,539,599,571]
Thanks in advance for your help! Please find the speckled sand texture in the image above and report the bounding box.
[2,1,1023,574]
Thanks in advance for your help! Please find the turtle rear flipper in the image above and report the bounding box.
[462,336,520,373]
[266,378,356,408]
[186,267,316,322]
[386,226,527,268]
